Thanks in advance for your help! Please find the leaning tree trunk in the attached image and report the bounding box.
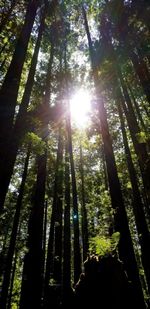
[117,92,150,294]
[0,5,47,210]
[0,0,40,158]
[82,6,146,308]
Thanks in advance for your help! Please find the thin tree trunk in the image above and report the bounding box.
[43,200,48,273]
[66,108,82,284]
[79,143,89,262]
[64,42,81,284]
[53,129,63,284]
[63,137,71,301]
[7,252,17,309]
[101,144,108,191]
[44,198,55,306]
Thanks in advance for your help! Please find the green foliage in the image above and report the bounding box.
[136,131,147,144]
[24,132,46,155]
[89,232,120,256]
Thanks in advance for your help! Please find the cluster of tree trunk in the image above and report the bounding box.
[0,1,149,308]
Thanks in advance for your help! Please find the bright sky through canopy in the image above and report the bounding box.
[70,89,91,127]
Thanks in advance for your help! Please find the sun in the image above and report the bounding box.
[70,89,91,127]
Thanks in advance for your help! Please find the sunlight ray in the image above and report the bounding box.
[70,89,91,127]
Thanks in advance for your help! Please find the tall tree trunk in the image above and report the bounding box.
[44,196,55,305]
[101,144,108,191]
[43,200,48,274]
[82,6,146,308]
[104,24,150,215]
[7,252,17,309]
[117,95,150,294]
[66,107,82,284]
[0,0,40,151]
[63,137,71,302]
[0,6,47,210]
[79,143,89,262]
[64,40,81,284]
[0,147,30,309]
[53,129,63,284]
[44,127,63,307]
[118,83,150,215]
[20,149,47,309]
[20,27,54,307]
[118,68,149,163]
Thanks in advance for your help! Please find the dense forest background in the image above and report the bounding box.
[0,0,150,308]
